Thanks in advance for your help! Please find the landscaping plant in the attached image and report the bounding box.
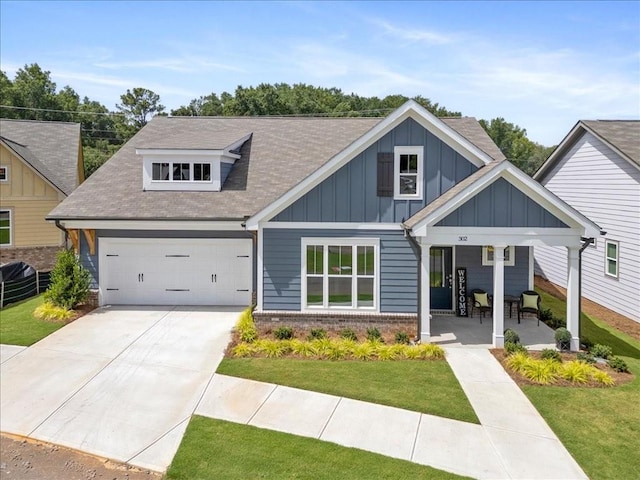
[394,331,410,344]
[339,328,358,341]
[504,328,520,344]
[273,326,294,340]
[44,249,91,309]
[33,302,74,322]
[554,327,572,351]
[366,327,383,342]
[607,356,629,373]
[590,344,613,359]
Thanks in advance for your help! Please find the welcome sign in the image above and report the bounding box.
[456,268,468,317]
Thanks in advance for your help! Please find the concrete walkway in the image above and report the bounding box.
[196,347,587,480]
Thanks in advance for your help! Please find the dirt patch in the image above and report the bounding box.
[535,275,640,342]
[0,435,163,480]
[66,303,96,323]
[491,349,634,388]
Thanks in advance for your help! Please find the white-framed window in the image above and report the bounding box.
[604,240,619,278]
[301,238,379,311]
[394,146,423,200]
[151,162,212,182]
[482,246,515,266]
[0,209,12,246]
[0,165,9,182]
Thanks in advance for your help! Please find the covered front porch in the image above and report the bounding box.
[430,314,555,350]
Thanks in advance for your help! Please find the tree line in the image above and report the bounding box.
[0,63,553,178]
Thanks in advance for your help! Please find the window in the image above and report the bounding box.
[482,246,515,266]
[302,238,378,310]
[0,210,11,246]
[605,240,619,278]
[394,146,423,199]
[151,162,212,182]
[0,166,8,182]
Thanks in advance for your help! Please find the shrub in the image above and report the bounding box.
[352,341,376,360]
[339,328,358,341]
[232,342,256,357]
[416,343,445,359]
[504,329,520,344]
[608,356,629,373]
[289,339,318,357]
[547,316,567,329]
[366,327,383,342]
[554,327,572,351]
[506,351,531,373]
[394,331,411,344]
[580,336,594,350]
[505,341,527,355]
[521,359,560,384]
[237,308,258,343]
[576,351,596,364]
[590,344,613,359]
[375,344,399,361]
[326,340,350,360]
[274,326,294,340]
[33,302,74,322]
[254,339,290,358]
[560,361,591,384]
[307,328,327,340]
[44,249,91,309]
[540,348,562,362]
[591,370,615,386]
[539,308,554,322]
[311,338,333,357]
[403,346,422,359]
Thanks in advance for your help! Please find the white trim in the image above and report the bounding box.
[300,237,380,313]
[0,208,13,246]
[136,148,240,159]
[492,246,506,348]
[420,227,585,248]
[604,239,619,279]
[482,245,515,266]
[54,219,246,231]
[410,161,601,239]
[420,243,431,342]
[394,146,423,200]
[260,222,402,230]
[245,100,494,230]
[528,246,534,290]
[257,224,264,309]
[0,165,9,182]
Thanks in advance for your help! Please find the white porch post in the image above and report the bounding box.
[420,243,431,342]
[566,246,580,351]
[492,245,505,348]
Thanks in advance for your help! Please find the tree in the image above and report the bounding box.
[44,249,91,309]
[3,63,59,120]
[479,117,537,173]
[116,87,165,139]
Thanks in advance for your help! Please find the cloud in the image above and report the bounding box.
[94,57,244,73]
[370,18,454,45]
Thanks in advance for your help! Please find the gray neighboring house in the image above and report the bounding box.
[534,120,640,324]
[48,101,600,349]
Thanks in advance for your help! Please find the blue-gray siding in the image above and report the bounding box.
[80,229,253,288]
[263,228,418,313]
[272,118,478,223]
[457,245,529,297]
[436,178,569,227]
[221,162,233,186]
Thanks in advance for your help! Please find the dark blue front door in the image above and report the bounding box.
[430,247,453,310]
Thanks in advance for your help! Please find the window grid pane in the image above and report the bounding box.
[307,245,323,275]
[0,210,10,245]
[194,163,211,181]
[152,163,170,180]
[306,277,323,306]
[329,277,352,307]
[328,245,352,275]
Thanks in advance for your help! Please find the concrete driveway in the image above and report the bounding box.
[0,305,241,472]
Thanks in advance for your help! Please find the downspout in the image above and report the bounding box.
[402,223,422,341]
[54,220,69,247]
[578,236,595,344]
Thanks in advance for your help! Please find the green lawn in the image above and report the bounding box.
[0,295,64,346]
[167,416,469,480]
[217,357,479,424]
[537,289,640,358]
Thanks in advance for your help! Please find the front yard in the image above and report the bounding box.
[0,295,64,346]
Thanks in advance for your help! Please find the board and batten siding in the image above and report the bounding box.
[457,245,530,297]
[272,118,478,224]
[0,145,65,247]
[535,132,640,323]
[437,178,569,228]
[80,229,254,289]
[263,228,418,313]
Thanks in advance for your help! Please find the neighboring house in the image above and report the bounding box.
[0,119,84,269]
[48,101,600,349]
[534,120,640,323]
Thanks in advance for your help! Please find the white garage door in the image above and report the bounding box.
[99,238,252,306]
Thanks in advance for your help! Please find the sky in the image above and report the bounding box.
[1,0,639,146]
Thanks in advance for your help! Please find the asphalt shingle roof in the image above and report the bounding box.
[0,119,81,195]
[49,115,505,221]
[581,120,640,167]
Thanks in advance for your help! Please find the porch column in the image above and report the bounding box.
[492,245,506,348]
[420,243,431,342]
[566,246,580,351]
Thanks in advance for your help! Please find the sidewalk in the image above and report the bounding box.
[196,347,587,480]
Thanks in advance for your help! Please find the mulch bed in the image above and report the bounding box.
[491,348,634,388]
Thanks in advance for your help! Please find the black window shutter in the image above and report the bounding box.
[377,152,394,197]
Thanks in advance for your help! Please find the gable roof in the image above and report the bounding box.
[49,102,506,222]
[535,120,640,181]
[405,160,601,238]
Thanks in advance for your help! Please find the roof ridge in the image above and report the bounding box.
[0,118,80,126]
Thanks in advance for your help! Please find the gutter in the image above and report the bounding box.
[54,219,69,246]
[402,223,422,342]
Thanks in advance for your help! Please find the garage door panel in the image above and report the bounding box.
[99,238,252,306]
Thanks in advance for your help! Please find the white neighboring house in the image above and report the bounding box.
[534,120,640,323]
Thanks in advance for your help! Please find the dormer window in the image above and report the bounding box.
[150,162,212,182]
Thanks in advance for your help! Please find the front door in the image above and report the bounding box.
[430,247,453,310]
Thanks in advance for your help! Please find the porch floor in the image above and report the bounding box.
[430,314,555,350]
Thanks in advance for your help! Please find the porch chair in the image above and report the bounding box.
[470,289,492,323]
[517,290,541,325]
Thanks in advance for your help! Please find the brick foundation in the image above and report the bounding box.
[253,310,418,335]
[0,246,63,271]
